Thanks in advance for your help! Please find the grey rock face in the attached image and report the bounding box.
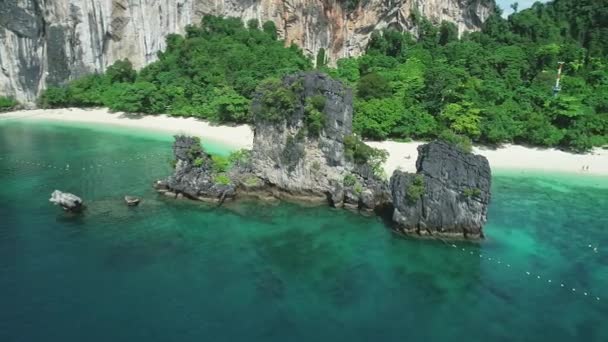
[0,0,493,104]
[159,73,492,239]
[49,190,84,212]
[390,141,491,238]
[250,71,351,197]
[160,136,237,202]
[160,71,388,211]
[250,71,388,210]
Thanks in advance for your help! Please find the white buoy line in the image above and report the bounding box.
[449,243,602,303]
[0,152,170,173]
[2,152,605,303]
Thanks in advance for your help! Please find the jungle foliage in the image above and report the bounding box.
[0,96,18,112]
[323,0,608,151]
[40,16,310,124]
[40,0,608,151]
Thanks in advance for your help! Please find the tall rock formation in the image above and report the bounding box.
[157,71,391,210]
[157,71,492,239]
[0,0,493,104]
[390,141,492,239]
[249,71,391,210]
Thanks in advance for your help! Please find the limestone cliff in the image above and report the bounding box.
[390,141,491,238]
[0,0,493,103]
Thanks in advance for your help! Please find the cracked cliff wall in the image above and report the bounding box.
[0,0,493,104]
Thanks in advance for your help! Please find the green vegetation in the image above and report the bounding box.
[406,175,425,203]
[253,78,297,123]
[343,173,357,187]
[213,173,232,185]
[463,188,482,198]
[354,183,363,195]
[0,96,18,112]
[211,155,230,173]
[343,173,363,194]
[438,130,473,153]
[40,16,310,123]
[326,0,608,151]
[304,95,326,136]
[340,0,361,12]
[40,1,608,151]
[187,138,204,159]
[343,135,388,177]
[316,48,327,68]
[228,149,251,165]
[193,157,204,167]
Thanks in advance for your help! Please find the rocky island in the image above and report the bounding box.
[156,71,492,239]
[391,141,491,238]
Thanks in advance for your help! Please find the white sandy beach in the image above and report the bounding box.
[2,108,607,176]
[0,107,254,149]
[366,141,608,177]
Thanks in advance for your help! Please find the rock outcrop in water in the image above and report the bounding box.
[158,71,390,211]
[154,136,237,203]
[124,196,140,206]
[249,71,390,210]
[390,141,491,238]
[158,71,491,239]
[49,190,84,212]
[0,0,493,104]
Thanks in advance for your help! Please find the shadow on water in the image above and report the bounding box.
[102,237,193,272]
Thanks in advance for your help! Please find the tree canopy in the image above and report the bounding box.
[325,0,608,151]
[40,16,310,124]
[39,1,608,151]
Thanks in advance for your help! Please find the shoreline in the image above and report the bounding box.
[366,140,608,177]
[2,107,607,177]
[0,107,253,150]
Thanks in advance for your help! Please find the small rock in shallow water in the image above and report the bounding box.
[49,190,84,212]
[124,196,140,206]
[163,191,177,198]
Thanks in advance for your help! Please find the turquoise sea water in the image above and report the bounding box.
[1,121,607,341]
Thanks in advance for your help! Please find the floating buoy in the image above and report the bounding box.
[453,244,600,301]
